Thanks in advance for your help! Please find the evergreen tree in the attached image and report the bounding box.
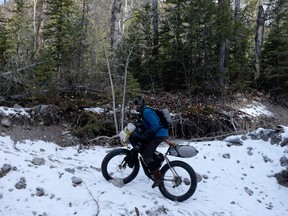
[5,0,34,65]
[0,14,8,67]
[0,0,35,95]
[262,0,288,100]
[39,0,81,89]
[225,0,255,91]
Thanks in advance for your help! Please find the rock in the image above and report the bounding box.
[0,164,13,178]
[1,164,12,172]
[223,153,230,159]
[15,177,27,189]
[202,174,209,179]
[263,155,272,163]
[13,104,23,109]
[270,134,282,145]
[259,129,275,141]
[225,136,243,146]
[241,135,248,140]
[1,118,11,127]
[248,128,275,141]
[280,156,288,167]
[244,187,253,196]
[275,170,288,187]
[109,178,124,188]
[32,157,45,166]
[71,176,82,186]
[280,138,288,147]
[36,187,45,196]
[65,168,75,174]
[196,172,202,182]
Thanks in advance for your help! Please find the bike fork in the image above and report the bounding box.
[164,158,182,187]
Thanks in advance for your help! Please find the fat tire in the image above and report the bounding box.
[101,148,140,184]
[159,160,197,202]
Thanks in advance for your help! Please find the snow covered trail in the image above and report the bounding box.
[1,127,288,216]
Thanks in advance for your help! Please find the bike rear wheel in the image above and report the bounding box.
[159,160,197,202]
[101,148,140,184]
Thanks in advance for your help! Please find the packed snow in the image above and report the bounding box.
[0,103,288,216]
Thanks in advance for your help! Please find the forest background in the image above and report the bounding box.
[0,0,287,143]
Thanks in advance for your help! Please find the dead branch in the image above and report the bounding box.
[1,62,43,77]
[83,182,101,216]
[187,130,248,142]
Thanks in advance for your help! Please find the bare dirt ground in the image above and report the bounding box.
[1,94,288,147]
[0,124,75,147]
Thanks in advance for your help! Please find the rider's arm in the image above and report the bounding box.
[142,108,162,132]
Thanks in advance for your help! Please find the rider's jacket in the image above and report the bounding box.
[141,105,169,138]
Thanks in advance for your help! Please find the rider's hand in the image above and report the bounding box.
[133,145,141,152]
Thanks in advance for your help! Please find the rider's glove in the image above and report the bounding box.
[133,144,141,152]
[125,148,138,168]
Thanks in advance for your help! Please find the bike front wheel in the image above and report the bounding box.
[101,148,140,184]
[159,160,197,202]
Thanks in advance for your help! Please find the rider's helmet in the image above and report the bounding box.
[132,96,145,112]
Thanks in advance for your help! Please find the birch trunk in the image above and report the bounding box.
[34,0,45,56]
[234,0,241,23]
[103,41,119,134]
[121,41,136,130]
[76,0,88,83]
[111,0,122,50]
[254,0,265,82]
[151,0,158,48]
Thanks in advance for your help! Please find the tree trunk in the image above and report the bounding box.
[218,41,226,88]
[218,0,227,88]
[254,0,265,83]
[111,0,122,50]
[121,41,135,130]
[75,0,89,86]
[33,0,45,57]
[103,41,119,135]
[151,0,158,48]
[234,0,241,23]
[33,0,38,52]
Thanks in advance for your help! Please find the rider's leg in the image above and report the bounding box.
[142,137,166,188]
[148,163,163,188]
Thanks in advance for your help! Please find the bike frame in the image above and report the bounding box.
[137,145,179,181]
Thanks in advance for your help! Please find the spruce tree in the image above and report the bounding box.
[0,14,8,67]
[40,0,81,88]
[262,0,288,101]
[5,0,33,65]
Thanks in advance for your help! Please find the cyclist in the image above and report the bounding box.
[129,96,169,188]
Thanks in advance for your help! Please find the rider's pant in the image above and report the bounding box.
[142,136,167,171]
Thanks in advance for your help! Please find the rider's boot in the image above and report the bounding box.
[151,169,163,188]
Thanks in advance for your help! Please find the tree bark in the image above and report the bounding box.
[103,41,119,135]
[33,0,45,56]
[254,0,265,83]
[75,0,89,85]
[151,0,158,48]
[218,0,227,88]
[33,0,38,52]
[121,41,135,130]
[234,0,241,23]
[111,0,122,50]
